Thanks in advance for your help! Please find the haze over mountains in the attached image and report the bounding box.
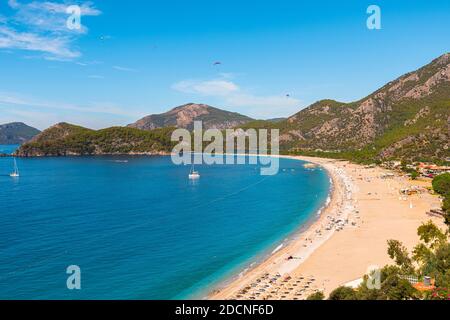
[14,53,450,163]
[0,122,40,145]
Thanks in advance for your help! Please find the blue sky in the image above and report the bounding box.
[0,0,449,130]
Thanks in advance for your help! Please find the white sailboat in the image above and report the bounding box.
[188,163,200,180]
[10,158,19,177]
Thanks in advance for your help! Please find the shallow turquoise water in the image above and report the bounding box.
[0,155,329,299]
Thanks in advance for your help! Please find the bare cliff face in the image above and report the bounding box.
[279,53,450,161]
[169,104,210,128]
[128,103,253,131]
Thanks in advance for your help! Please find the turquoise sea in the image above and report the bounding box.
[0,147,330,299]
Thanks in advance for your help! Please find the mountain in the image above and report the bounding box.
[128,103,253,131]
[267,118,287,123]
[15,54,450,162]
[0,122,40,144]
[274,53,450,163]
[16,122,174,157]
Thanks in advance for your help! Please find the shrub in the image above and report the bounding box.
[432,173,450,196]
[306,291,325,300]
[328,286,357,300]
[410,171,419,180]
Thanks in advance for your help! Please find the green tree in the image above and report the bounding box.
[387,240,414,273]
[380,266,417,300]
[410,170,419,180]
[443,197,450,228]
[358,265,418,300]
[443,196,450,214]
[432,173,450,230]
[328,286,358,300]
[306,291,325,300]
[416,221,447,250]
[432,243,450,288]
[355,276,385,300]
[432,173,450,196]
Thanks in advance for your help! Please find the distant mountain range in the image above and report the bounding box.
[15,53,450,163]
[128,103,253,131]
[0,122,40,144]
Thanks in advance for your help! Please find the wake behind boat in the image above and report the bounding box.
[10,158,19,177]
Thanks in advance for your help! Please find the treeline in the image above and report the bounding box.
[17,126,176,156]
[433,173,450,225]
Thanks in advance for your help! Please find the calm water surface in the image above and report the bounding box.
[0,145,19,155]
[0,155,330,299]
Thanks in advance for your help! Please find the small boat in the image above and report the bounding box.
[10,158,19,177]
[188,163,200,180]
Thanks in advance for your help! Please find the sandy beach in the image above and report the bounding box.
[209,156,444,300]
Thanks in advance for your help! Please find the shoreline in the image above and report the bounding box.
[3,152,443,299]
[194,158,333,299]
[209,155,349,300]
[209,156,443,300]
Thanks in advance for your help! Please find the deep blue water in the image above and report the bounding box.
[0,144,19,155]
[0,155,330,299]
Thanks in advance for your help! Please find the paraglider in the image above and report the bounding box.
[212,61,222,72]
